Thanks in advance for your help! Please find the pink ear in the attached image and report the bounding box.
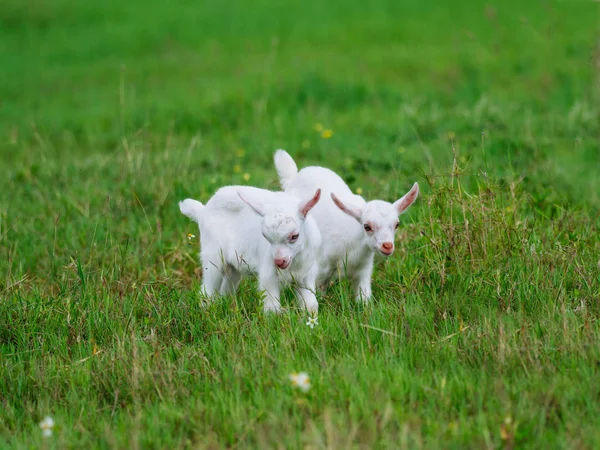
[299,189,321,217]
[331,193,363,221]
[393,182,419,214]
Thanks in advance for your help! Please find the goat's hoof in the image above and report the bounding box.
[305,303,319,314]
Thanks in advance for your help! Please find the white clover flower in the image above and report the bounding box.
[289,372,311,392]
[39,416,55,437]
[306,316,318,329]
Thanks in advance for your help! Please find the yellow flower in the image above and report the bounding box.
[243,173,250,181]
[301,140,310,149]
[233,164,242,173]
[500,416,513,441]
[321,129,333,139]
[314,123,324,132]
[187,233,196,241]
[356,187,363,195]
[397,147,406,154]
[448,421,458,434]
[236,148,245,157]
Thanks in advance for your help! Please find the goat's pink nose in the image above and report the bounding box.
[381,242,394,255]
[274,258,289,269]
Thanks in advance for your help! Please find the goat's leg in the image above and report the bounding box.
[295,267,319,313]
[316,265,333,293]
[258,273,283,313]
[295,286,318,313]
[220,266,242,296]
[352,257,374,303]
[200,261,223,304]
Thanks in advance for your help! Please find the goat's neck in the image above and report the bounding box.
[349,237,375,264]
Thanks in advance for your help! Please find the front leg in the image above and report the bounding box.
[352,256,374,303]
[295,284,318,314]
[258,272,283,314]
[295,264,319,313]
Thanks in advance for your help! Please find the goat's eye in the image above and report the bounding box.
[394,222,399,229]
[290,233,299,242]
[363,224,372,232]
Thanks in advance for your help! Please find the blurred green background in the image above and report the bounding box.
[1,0,598,148]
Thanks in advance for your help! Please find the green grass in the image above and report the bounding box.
[1,0,600,448]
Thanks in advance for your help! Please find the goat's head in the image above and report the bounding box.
[238,189,321,269]
[331,182,419,257]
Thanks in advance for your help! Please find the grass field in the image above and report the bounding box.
[1,0,600,448]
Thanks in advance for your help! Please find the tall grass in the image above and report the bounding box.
[1,0,599,448]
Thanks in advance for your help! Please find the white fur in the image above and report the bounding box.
[273,149,419,303]
[179,185,322,313]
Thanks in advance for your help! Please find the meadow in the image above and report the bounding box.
[1,0,599,448]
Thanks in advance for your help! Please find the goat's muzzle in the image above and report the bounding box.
[274,258,290,269]
[379,242,394,256]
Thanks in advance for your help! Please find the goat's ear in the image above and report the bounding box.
[393,182,419,215]
[331,192,363,222]
[299,189,321,218]
[238,190,266,217]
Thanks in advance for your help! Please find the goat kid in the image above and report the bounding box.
[274,149,418,302]
[179,186,322,313]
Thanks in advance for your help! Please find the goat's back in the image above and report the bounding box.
[285,167,364,262]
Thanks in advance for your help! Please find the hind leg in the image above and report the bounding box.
[220,266,242,296]
[200,261,224,304]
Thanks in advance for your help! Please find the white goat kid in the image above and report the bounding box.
[179,186,322,313]
[274,149,419,303]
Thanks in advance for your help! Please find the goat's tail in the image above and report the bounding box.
[274,149,298,190]
[179,199,204,223]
